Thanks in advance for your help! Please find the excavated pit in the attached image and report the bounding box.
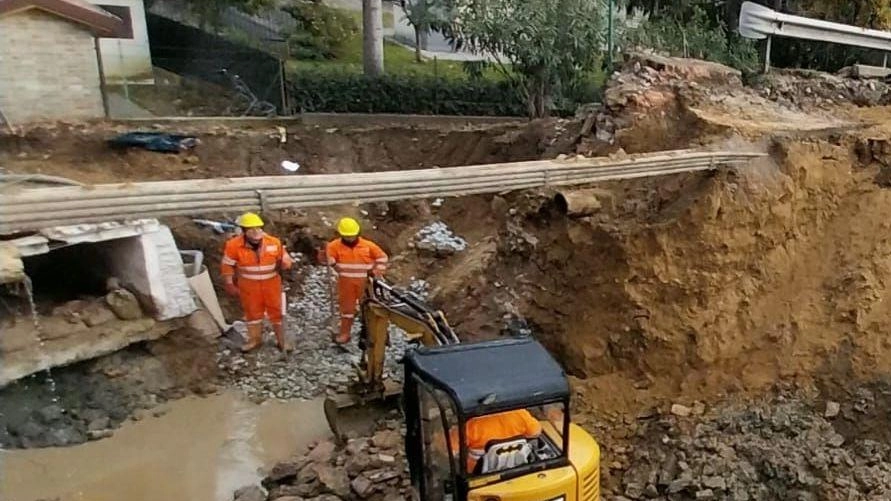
[3,58,891,501]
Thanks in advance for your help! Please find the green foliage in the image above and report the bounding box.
[288,71,530,115]
[183,0,273,29]
[623,4,759,72]
[287,69,600,116]
[284,1,359,60]
[446,0,606,118]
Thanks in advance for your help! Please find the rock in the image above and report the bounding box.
[668,476,693,494]
[81,302,117,327]
[49,426,86,446]
[696,489,715,499]
[372,430,401,450]
[297,463,320,485]
[670,404,693,417]
[624,481,645,498]
[351,475,376,498]
[87,416,111,431]
[315,464,351,498]
[233,485,265,501]
[346,455,373,477]
[87,429,114,440]
[308,440,337,463]
[825,401,841,418]
[702,476,727,491]
[268,460,304,483]
[105,288,142,320]
[377,453,396,464]
[269,484,312,499]
[36,404,65,423]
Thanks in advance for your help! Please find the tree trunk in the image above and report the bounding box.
[363,0,385,76]
[414,27,422,63]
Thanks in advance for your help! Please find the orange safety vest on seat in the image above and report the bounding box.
[450,409,542,472]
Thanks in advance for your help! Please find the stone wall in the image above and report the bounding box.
[0,10,105,123]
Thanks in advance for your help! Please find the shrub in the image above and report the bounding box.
[285,1,358,60]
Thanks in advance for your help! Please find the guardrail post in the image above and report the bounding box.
[763,35,772,74]
[884,53,888,68]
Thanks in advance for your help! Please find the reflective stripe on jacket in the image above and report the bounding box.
[221,234,293,281]
[325,237,388,279]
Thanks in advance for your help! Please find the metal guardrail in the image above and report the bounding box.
[739,1,891,72]
[0,150,765,233]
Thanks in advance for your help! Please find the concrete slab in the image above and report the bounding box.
[0,317,183,388]
[39,219,160,246]
[854,64,891,79]
[0,242,25,284]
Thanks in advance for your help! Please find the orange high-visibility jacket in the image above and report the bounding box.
[221,234,293,282]
[325,237,388,279]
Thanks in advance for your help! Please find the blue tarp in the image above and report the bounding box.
[108,132,199,153]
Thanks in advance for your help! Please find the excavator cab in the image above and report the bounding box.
[403,337,601,501]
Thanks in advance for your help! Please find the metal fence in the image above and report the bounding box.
[143,14,286,116]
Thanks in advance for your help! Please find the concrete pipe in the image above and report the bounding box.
[554,188,615,217]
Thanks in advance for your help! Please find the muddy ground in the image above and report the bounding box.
[3,55,891,500]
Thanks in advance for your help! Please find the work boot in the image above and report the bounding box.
[273,323,291,353]
[241,323,263,352]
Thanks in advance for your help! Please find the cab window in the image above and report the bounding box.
[417,380,459,500]
[462,402,568,477]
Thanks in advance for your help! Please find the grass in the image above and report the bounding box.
[287,8,501,80]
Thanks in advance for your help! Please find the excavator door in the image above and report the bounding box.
[404,373,461,501]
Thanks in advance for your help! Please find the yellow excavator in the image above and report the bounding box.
[324,278,601,501]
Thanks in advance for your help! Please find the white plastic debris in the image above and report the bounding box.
[281,160,300,172]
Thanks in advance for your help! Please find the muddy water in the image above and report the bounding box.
[1,392,331,501]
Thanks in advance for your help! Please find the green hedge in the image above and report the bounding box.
[287,72,527,116]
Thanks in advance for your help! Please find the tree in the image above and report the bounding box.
[399,0,452,62]
[447,0,605,118]
[181,0,272,30]
[363,0,385,75]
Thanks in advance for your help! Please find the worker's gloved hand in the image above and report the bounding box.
[372,269,384,278]
[224,282,239,297]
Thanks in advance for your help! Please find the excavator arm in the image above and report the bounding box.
[324,277,459,441]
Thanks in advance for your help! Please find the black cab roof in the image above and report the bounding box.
[402,337,569,417]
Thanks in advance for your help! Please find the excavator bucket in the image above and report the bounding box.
[323,380,403,444]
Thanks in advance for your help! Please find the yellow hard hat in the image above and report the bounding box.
[236,212,264,228]
[337,217,360,237]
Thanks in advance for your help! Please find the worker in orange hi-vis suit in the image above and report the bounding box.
[220,212,294,353]
[325,217,388,345]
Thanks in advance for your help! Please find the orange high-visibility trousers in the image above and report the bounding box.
[337,277,365,340]
[238,275,284,326]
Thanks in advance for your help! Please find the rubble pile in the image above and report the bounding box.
[413,221,467,256]
[217,266,408,402]
[753,69,891,109]
[239,417,411,501]
[616,390,891,501]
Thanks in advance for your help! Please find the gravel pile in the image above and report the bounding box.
[616,390,891,501]
[414,221,467,256]
[217,266,409,402]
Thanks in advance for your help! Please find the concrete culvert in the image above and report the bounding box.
[553,188,615,217]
